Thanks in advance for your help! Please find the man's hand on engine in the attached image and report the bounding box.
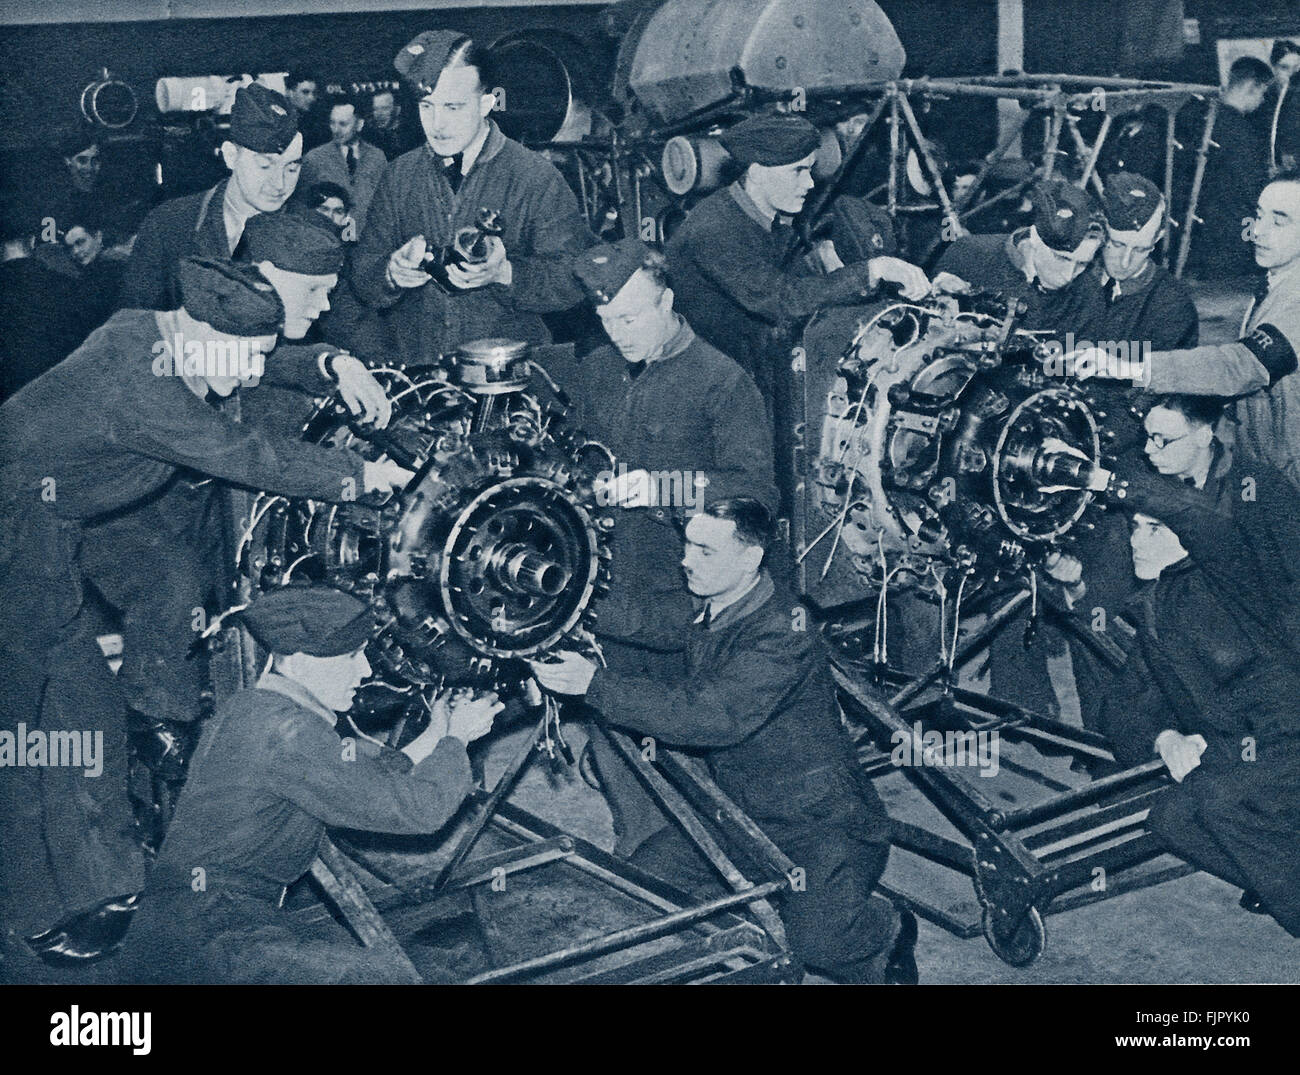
[330,353,394,428]
[931,271,972,295]
[444,690,503,745]
[868,256,931,299]
[1043,551,1083,585]
[528,651,597,696]
[1155,729,1207,783]
[386,234,433,289]
[1063,347,1122,381]
[595,468,652,508]
[445,237,512,290]
[362,457,414,495]
[404,690,503,762]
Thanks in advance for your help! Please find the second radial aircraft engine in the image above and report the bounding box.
[796,292,1119,611]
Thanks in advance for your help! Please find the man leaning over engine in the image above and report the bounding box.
[80,210,397,854]
[0,257,409,969]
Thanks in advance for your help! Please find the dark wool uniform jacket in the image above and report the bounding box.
[151,673,473,891]
[0,310,367,641]
[1071,261,1199,352]
[1097,457,1300,760]
[666,183,880,396]
[933,230,1096,333]
[1065,258,1200,461]
[1095,551,1300,937]
[350,120,594,364]
[586,572,889,834]
[119,179,250,311]
[1111,447,1300,660]
[121,672,473,983]
[538,321,777,648]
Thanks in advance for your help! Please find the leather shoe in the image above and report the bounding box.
[884,908,919,984]
[25,893,141,966]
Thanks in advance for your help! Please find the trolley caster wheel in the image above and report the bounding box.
[981,904,1045,967]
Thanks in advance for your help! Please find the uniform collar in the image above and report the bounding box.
[459,121,492,175]
[256,670,339,726]
[729,181,778,232]
[221,181,258,253]
[652,315,696,365]
[696,570,775,632]
[423,118,504,178]
[624,316,696,378]
[1201,437,1234,489]
[1006,228,1036,284]
[1100,258,1155,300]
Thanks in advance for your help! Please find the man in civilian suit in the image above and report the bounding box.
[300,95,388,236]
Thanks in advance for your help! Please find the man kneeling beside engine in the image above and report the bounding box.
[121,585,499,983]
[530,498,917,983]
[1095,504,1300,937]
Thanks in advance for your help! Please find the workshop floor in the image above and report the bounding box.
[482,722,1300,985]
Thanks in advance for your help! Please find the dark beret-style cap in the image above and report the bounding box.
[573,238,654,304]
[178,256,285,336]
[243,209,345,276]
[229,83,299,155]
[830,196,897,261]
[1103,172,1164,231]
[241,585,373,657]
[1030,179,1105,252]
[394,29,469,95]
[719,113,821,167]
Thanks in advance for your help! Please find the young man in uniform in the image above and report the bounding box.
[532,498,918,984]
[120,585,500,983]
[0,258,408,967]
[120,83,304,310]
[545,238,777,860]
[351,30,594,364]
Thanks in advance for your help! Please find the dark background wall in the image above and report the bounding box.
[0,4,617,152]
[3,1,1299,169]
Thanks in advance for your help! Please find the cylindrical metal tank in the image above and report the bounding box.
[620,0,905,126]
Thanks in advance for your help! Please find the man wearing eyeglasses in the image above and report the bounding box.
[1086,394,1300,641]
[1080,399,1300,937]
[1076,171,1300,488]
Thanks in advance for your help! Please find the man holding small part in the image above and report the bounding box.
[351,30,593,364]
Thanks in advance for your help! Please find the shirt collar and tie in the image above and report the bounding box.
[694,571,770,631]
[1101,259,1154,302]
[221,186,257,256]
[438,123,491,195]
[440,152,465,193]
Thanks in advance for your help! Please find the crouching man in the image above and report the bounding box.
[1094,508,1300,936]
[120,585,500,983]
[530,498,917,983]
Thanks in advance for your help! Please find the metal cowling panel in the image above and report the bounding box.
[624,0,906,125]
